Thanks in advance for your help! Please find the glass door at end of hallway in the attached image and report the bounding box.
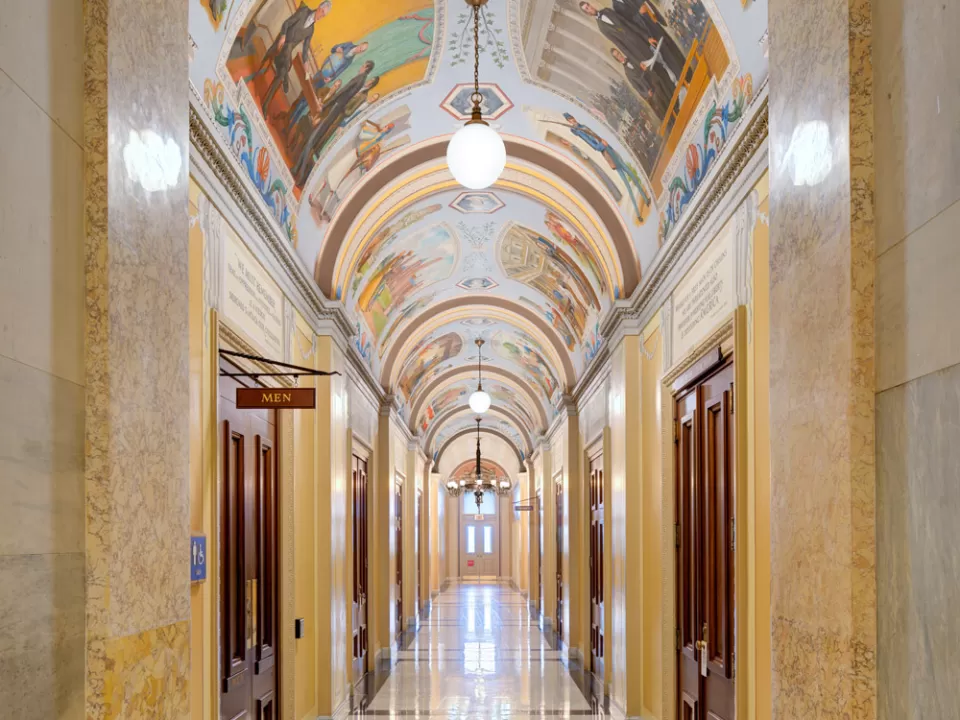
[460,518,498,580]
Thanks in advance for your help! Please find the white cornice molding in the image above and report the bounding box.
[188,93,390,409]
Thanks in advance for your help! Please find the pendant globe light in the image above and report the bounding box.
[446,0,506,190]
[468,338,491,414]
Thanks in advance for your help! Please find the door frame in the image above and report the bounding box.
[585,436,605,687]
[660,308,749,720]
[211,322,295,720]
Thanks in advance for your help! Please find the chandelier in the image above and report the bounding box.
[445,0,506,190]
[444,417,511,508]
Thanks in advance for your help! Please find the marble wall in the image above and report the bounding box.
[873,0,960,715]
[0,1,86,715]
[83,0,191,717]
[768,0,876,716]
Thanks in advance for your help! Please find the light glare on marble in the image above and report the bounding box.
[122,130,182,193]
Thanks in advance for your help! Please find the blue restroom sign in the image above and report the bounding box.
[191,535,207,582]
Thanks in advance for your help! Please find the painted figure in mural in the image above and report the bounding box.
[282,41,370,134]
[244,1,333,116]
[562,113,650,224]
[544,211,607,294]
[609,46,673,118]
[291,62,378,185]
[579,0,685,82]
[307,116,395,222]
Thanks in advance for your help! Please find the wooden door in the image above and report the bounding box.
[537,488,543,615]
[219,370,279,720]
[395,480,403,637]
[416,490,422,617]
[352,454,369,680]
[589,453,604,680]
[675,358,736,720]
[555,478,564,640]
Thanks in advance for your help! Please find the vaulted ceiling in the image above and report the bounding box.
[189,0,768,465]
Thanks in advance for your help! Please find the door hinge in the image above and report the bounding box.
[675,627,681,651]
[729,391,734,414]
[673,420,679,444]
[730,517,736,552]
[674,522,681,549]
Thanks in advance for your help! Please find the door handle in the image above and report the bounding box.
[695,623,708,677]
[246,579,254,649]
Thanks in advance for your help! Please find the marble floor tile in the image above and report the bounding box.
[349,581,608,719]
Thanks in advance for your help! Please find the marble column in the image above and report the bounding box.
[768,0,876,717]
[83,0,191,717]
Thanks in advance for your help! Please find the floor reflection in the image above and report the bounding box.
[348,580,609,718]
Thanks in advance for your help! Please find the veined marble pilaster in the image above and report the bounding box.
[768,0,876,717]
[83,0,190,717]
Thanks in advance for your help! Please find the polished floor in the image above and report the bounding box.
[349,582,607,718]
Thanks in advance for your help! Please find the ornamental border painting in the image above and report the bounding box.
[214,0,442,196]
[512,0,739,199]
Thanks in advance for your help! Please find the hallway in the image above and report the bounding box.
[354,583,601,719]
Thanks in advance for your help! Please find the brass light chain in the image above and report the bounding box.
[472,4,482,118]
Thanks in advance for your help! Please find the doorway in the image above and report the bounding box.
[459,491,499,580]
[395,477,403,639]
[219,367,280,720]
[416,489,422,618]
[555,475,564,641]
[588,451,604,681]
[352,453,369,680]
[675,354,736,720]
[536,487,543,616]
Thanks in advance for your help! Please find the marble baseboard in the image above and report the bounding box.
[87,620,190,720]
[0,552,85,719]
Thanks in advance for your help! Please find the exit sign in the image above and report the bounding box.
[236,387,316,409]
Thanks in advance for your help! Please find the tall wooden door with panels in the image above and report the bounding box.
[395,478,403,638]
[219,366,280,720]
[675,354,736,720]
[352,453,369,680]
[588,451,605,681]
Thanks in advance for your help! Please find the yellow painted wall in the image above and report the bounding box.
[746,175,771,720]
[293,316,318,719]
[607,335,643,715]
[597,171,771,720]
[187,176,369,719]
[641,317,663,717]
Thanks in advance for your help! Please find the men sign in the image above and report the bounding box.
[236,387,316,409]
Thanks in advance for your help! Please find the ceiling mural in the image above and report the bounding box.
[415,377,541,437]
[189,0,769,464]
[449,458,511,484]
[512,0,769,239]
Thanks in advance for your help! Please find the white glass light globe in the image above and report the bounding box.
[446,122,506,190]
[469,389,491,414]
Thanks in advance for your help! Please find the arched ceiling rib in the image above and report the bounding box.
[316,137,641,297]
[425,405,533,456]
[382,297,576,389]
[432,428,526,472]
[409,366,548,433]
[189,0,770,468]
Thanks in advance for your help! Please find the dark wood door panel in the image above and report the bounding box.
[675,357,736,720]
[220,368,279,718]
